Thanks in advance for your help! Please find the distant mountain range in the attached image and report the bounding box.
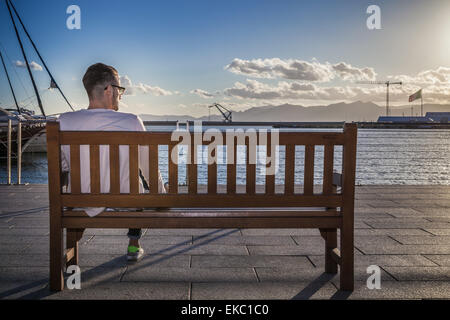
[140,101,450,122]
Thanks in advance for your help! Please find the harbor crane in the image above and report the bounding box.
[208,103,232,122]
[356,80,402,116]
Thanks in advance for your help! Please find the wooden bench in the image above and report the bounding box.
[46,121,357,292]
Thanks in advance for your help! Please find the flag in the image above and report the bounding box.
[408,89,422,102]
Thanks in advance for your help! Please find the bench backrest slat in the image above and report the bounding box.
[246,138,256,195]
[49,122,357,208]
[109,144,120,194]
[322,144,334,195]
[304,145,315,195]
[208,143,217,194]
[148,145,159,194]
[89,144,100,194]
[265,134,275,194]
[129,144,139,194]
[226,138,237,194]
[69,144,81,194]
[285,144,295,195]
[168,144,178,194]
[188,142,197,194]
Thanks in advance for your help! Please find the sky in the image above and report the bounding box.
[0,0,449,117]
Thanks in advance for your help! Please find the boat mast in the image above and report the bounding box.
[5,0,46,117]
[7,0,74,112]
[0,49,21,114]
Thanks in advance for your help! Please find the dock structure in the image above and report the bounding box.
[0,120,46,184]
[1,184,450,299]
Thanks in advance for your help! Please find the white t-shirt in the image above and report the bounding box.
[59,108,166,216]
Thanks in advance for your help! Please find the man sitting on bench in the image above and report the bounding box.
[59,62,166,262]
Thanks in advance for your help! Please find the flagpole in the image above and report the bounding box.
[421,95,423,117]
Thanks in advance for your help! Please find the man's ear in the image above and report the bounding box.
[104,84,112,97]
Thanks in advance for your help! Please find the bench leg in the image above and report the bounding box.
[66,228,84,267]
[340,224,354,291]
[50,221,64,291]
[322,229,338,274]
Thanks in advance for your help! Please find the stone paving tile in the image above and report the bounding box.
[0,266,126,284]
[0,235,48,244]
[379,208,436,217]
[388,211,450,218]
[356,244,450,255]
[191,281,338,300]
[255,266,394,282]
[354,212,395,219]
[0,254,49,267]
[394,200,450,207]
[355,194,380,200]
[7,217,49,223]
[363,220,450,229]
[427,217,450,222]
[146,229,242,236]
[362,217,433,223]
[378,194,442,200]
[308,254,438,268]
[354,209,425,219]
[423,255,450,266]
[413,207,450,214]
[330,281,450,299]
[83,229,130,236]
[122,266,257,282]
[6,220,49,228]
[0,243,32,254]
[77,253,191,268]
[46,282,190,300]
[0,266,49,282]
[192,235,297,246]
[0,227,49,236]
[291,235,400,246]
[424,229,450,236]
[191,255,313,268]
[20,242,49,254]
[88,235,192,245]
[2,185,450,299]
[383,267,450,281]
[391,235,450,245]
[354,221,373,229]
[247,244,329,256]
[80,243,249,256]
[353,228,430,236]
[0,208,49,215]
[0,281,50,300]
[0,213,48,220]
[365,200,405,208]
[240,229,320,236]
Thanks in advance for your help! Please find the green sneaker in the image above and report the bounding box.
[127,245,144,262]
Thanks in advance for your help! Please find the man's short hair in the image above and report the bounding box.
[82,63,118,99]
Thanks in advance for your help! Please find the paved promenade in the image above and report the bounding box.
[1,184,450,299]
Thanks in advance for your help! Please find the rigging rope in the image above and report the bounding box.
[0,41,33,100]
[7,0,75,113]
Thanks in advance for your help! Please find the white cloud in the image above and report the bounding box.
[15,60,43,71]
[223,78,450,104]
[120,75,173,96]
[389,67,450,84]
[224,79,393,102]
[225,58,376,82]
[332,62,377,81]
[222,61,450,104]
[190,88,215,98]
